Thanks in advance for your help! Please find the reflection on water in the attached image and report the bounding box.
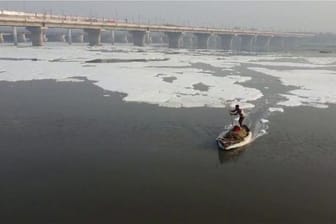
[217,146,249,164]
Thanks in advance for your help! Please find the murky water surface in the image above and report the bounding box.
[1,44,336,223]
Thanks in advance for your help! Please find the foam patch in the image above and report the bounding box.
[248,67,336,108]
[0,45,263,108]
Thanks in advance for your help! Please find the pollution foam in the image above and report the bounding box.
[268,107,284,113]
[0,45,263,108]
[248,67,336,108]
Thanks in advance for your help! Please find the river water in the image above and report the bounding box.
[1,43,336,223]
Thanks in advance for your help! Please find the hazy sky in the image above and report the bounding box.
[1,1,336,32]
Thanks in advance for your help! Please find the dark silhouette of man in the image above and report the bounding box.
[230,104,244,126]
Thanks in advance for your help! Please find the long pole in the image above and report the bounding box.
[229,111,234,126]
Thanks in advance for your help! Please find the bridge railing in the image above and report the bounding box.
[0,10,120,24]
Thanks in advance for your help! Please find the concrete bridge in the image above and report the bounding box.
[0,10,313,50]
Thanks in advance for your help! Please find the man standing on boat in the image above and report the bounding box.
[230,104,244,127]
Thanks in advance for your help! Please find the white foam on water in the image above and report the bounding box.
[252,118,269,140]
[0,45,263,108]
[90,65,262,108]
[248,67,336,108]
[243,55,336,68]
[259,129,267,135]
[268,107,284,113]
[7,45,335,144]
[260,119,269,123]
[56,77,84,82]
[249,61,335,68]
[278,94,330,108]
[305,57,336,65]
[228,102,255,109]
[251,105,284,140]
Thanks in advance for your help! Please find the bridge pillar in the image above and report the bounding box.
[84,28,101,46]
[219,34,234,51]
[194,33,210,49]
[26,26,47,46]
[43,33,48,42]
[255,35,271,52]
[67,29,72,45]
[124,34,129,43]
[42,33,48,42]
[165,32,182,48]
[131,30,146,46]
[17,33,27,43]
[59,34,66,42]
[78,33,84,43]
[145,32,152,44]
[111,30,115,45]
[240,35,255,51]
[12,26,18,46]
[270,36,284,51]
[0,33,4,43]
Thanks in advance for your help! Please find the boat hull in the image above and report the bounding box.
[216,130,252,150]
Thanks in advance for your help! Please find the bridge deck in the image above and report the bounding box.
[0,10,311,38]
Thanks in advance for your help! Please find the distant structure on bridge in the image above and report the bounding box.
[0,10,314,51]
